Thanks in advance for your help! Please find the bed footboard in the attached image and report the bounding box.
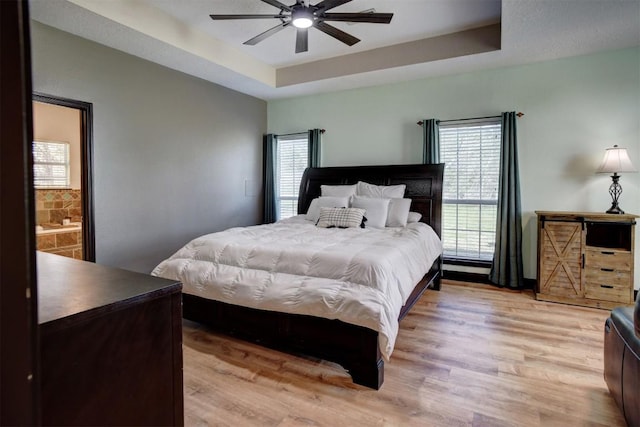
[182,266,440,390]
[182,293,385,389]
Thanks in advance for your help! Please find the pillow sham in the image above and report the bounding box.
[306,196,350,222]
[351,196,390,229]
[386,198,412,227]
[356,181,406,198]
[316,207,366,228]
[407,211,422,223]
[320,184,357,198]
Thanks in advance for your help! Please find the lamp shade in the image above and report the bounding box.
[597,145,637,174]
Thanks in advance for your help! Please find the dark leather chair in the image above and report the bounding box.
[604,292,640,426]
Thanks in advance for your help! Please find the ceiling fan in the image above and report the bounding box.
[210,0,394,54]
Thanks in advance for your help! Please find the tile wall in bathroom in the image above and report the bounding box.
[35,188,82,225]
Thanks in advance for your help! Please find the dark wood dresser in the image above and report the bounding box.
[37,252,183,426]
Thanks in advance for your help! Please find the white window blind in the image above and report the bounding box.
[276,133,308,220]
[32,140,70,188]
[440,119,501,261]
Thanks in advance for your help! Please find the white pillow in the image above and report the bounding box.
[351,196,390,229]
[306,196,350,222]
[316,207,366,228]
[386,198,412,227]
[320,184,357,198]
[407,211,422,223]
[356,181,406,198]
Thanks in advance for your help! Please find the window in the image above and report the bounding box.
[276,133,308,220]
[32,140,70,188]
[440,119,501,261]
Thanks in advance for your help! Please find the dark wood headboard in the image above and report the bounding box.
[297,164,444,238]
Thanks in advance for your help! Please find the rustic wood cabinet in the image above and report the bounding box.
[37,252,183,426]
[536,211,637,309]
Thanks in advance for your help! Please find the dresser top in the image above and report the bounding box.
[37,252,181,326]
[535,211,639,221]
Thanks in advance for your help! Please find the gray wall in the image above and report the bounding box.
[31,21,267,273]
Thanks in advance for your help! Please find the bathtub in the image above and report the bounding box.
[36,222,82,235]
[36,223,83,259]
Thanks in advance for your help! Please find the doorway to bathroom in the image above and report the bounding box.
[32,93,94,261]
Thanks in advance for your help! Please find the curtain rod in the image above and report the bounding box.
[275,129,326,137]
[417,112,524,126]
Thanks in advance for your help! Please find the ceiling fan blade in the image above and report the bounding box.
[210,14,288,20]
[314,21,359,46]
[322,13,393,24]
[244,22,291,46]
[295,28,309,53]
[260,0,293,12]
[314,0,352,12]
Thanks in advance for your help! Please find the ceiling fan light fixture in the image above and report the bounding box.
[292,9,313,28]
[210,0,394,53]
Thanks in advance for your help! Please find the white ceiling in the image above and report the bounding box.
[30,0,640,100]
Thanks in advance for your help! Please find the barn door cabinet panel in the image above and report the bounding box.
[37,252,184,426]
[536,211,637,309]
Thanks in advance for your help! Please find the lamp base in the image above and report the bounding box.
[606,204,625,215]
[605,173,625,214]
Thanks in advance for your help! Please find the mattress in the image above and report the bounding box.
[152,215,442,359]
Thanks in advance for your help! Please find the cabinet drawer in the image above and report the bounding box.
[585,248,632,271]
[585,282,632,303]
[586,267,630,287]
[585,266,632,303]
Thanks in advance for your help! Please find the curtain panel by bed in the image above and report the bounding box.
[422,119,440,164]
[263,133,278,224]
[489,112,524,288]
[308,128,322,167]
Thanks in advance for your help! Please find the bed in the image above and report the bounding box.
[153,163,444,389]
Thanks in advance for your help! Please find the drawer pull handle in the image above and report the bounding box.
[601,251,615,255]
[600,268,614,272]
[600,284,614,289]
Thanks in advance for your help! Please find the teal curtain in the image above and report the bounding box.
[308,129,322,167]
[263,134,278,224]
[422,119,440,163]
[489,112,524,288]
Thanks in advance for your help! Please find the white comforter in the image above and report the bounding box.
[152,216,442,360]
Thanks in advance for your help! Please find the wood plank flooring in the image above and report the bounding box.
[182,280,626,426]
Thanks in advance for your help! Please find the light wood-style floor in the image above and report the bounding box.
[182,280,625,426]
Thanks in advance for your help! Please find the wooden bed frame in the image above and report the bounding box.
[182,163,444,389]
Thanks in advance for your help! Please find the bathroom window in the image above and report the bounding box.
[33,140,70,188]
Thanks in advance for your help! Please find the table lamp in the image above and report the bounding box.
[596,145,637,214]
